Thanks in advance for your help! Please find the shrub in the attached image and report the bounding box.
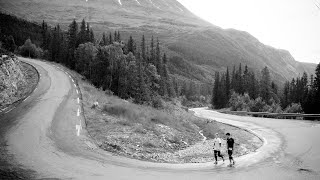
[284,103,303,113]
[248,97,267,112]
[102,104,140,121]
[229,92,250,111]
[18,38,43,58]
[152,96,165,109]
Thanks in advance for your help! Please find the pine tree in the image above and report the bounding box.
[155,38,161,72]
[114,31,118,42]
[127,35,135,54]
[67,19,78,68]
[117,31,121,42]
[150,36,155,65]
[212,72,220,108]
[109,32,113,45]
[260,66,271,102]
[78,19,87,45]
[41,20,49,49]
[313,63,320,113]
[141,35,146,63]
[89,29,94,43]
[226,67,230,99]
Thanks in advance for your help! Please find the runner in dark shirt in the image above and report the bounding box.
[226,133,235,166]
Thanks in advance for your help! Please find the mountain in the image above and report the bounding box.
[0,0,316,85]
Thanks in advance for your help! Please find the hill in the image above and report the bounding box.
[0,0,316,85]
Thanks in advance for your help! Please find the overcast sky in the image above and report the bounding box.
[177,0,320,64]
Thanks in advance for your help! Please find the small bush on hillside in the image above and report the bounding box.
[284,103,303,113]
[152,96,165,109]
[102,104,140,121]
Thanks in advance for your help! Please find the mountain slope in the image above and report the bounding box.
[0,0,316,85]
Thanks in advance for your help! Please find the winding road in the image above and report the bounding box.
[1,57,320,179]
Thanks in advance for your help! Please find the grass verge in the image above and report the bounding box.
[55,63,263,163]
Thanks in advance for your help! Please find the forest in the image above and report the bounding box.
[211,63,320,114]
[1,12,319,113]
[0,12,209,107]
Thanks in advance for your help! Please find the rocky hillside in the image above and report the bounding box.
[0,56,26,108]
[0,0,316,84]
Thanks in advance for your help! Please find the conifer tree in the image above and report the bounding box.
[78,19,87,45]
[127,35,135,54]
[155,38,161,72]
[150,36,155,64]
[67,19,78,68]
[260,66,271,102]
[109,32,113,45]
[141,35,146,62]
[226,67,230,99]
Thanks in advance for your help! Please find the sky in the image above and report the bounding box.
[177,0,320,64]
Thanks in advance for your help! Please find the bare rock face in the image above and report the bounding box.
[0,57,26,107]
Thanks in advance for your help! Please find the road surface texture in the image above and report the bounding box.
[1,57,320,179]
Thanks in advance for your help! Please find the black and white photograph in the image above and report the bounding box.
[0,0,320,179]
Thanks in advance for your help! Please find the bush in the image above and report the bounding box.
[152,96,165,109]
[102,104,140,121]
[248,97,267,112]
[229,92,250,111]
[284,103,303,113]
[18,38,43,58]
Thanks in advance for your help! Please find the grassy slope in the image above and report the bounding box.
[53,63,262,163]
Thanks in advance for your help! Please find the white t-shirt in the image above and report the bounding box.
[213,138,222,151]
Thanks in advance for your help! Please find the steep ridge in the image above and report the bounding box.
[0,0,316,84]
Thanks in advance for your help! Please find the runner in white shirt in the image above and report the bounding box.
[213,133,224,164]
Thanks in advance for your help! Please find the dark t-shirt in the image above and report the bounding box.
[227,138,234,150]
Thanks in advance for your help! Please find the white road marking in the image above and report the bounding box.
[76,125,81,136]
[73,83,76,88]
[134,0,140,5]
[77,98,80,104]
[5,108,14,114]
[71,79,74,83]
[77,108,80,116]
[118,0,122,5]
[69,75,72,79]
[76,90,79,94]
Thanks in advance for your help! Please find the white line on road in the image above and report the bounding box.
[74,83,76,88]
[71,79,74,83]
[69,75,72,79]
[76,90,79,94]
[76,125,81,136]
[5,108,14,114]
[77,98,80,104]
[77,108,80,116]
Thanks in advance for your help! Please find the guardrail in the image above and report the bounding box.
[220,110,320,119]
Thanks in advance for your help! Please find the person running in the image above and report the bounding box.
[213,133,224,164]
[226,133,235,166]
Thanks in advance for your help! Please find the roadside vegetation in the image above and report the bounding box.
[211,63,320,118]
[77,76,262,163]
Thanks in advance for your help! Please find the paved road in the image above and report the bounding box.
[1,58,320,179]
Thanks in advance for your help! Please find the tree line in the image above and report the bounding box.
[0,13,213,106]
[212,63,320,114]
